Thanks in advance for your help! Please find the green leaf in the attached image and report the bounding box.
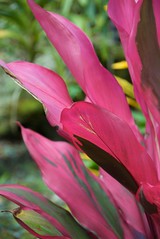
[0,185,91,239]
[13,207,62,236]
[81,166,124,239]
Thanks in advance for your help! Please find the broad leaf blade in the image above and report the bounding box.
[27,0,141,139]
[61,102,158,187]
[21,126,123,239]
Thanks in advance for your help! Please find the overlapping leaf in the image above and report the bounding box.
[75,136,138,193]
[61,102,158,186]
[26,0,142,141]
[108,0,160,171]
[138,183,160,237]
[138,183,160,215]
[100,170,152,238]
[0,185,90,239]
[21,125,125,239]
[21,125,153,238]
[108,0,143,108]
[0,60,72,126]
[136,0,160,124]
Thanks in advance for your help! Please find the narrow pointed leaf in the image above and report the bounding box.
[0,60,72,126]
[0,185,91,239]
[108,0,160,167]
[100,170,152,238]
[21,126,124,239]
[80,167,123,239]
[108,0,146,102]
[27,0,141,139]
[136,0,160,122]
[107,0,149,120]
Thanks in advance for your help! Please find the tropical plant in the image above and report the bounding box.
[0,0,111,138]
[0,0,160,238]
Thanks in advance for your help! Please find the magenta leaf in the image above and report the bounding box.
[0,185,91,239]
[137,183,160,238]
[80,166,123,239]
[107,0,150,129]
[100,171,152,238]
[0,0,159,238]
[26,0,141,139]
[0,60,72,126]
[21,126,125,239]
[138,183,160,215]
[61,102,158,186]
[107,0,160,168]
[136,0,160,122]
[82,169,149,238]
[151,216,160,238]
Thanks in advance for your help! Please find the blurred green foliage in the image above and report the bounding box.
[132,110,146,135]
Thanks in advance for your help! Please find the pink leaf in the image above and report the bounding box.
[27,0,140,139]
[138,183,160,215]
[137,182,160,237]
[61,102,158,186]
[0,185,69,237]
[151,215,160,238]
[0,185,93,239]
[135,0,160,125]
[21,125,153,238]
[0,60,72,126]
[108,0,160,172]
[100,170,152,238]
[108,0,143,109]
[21,125,124,239]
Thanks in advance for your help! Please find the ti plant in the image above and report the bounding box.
[0,0,160,238]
